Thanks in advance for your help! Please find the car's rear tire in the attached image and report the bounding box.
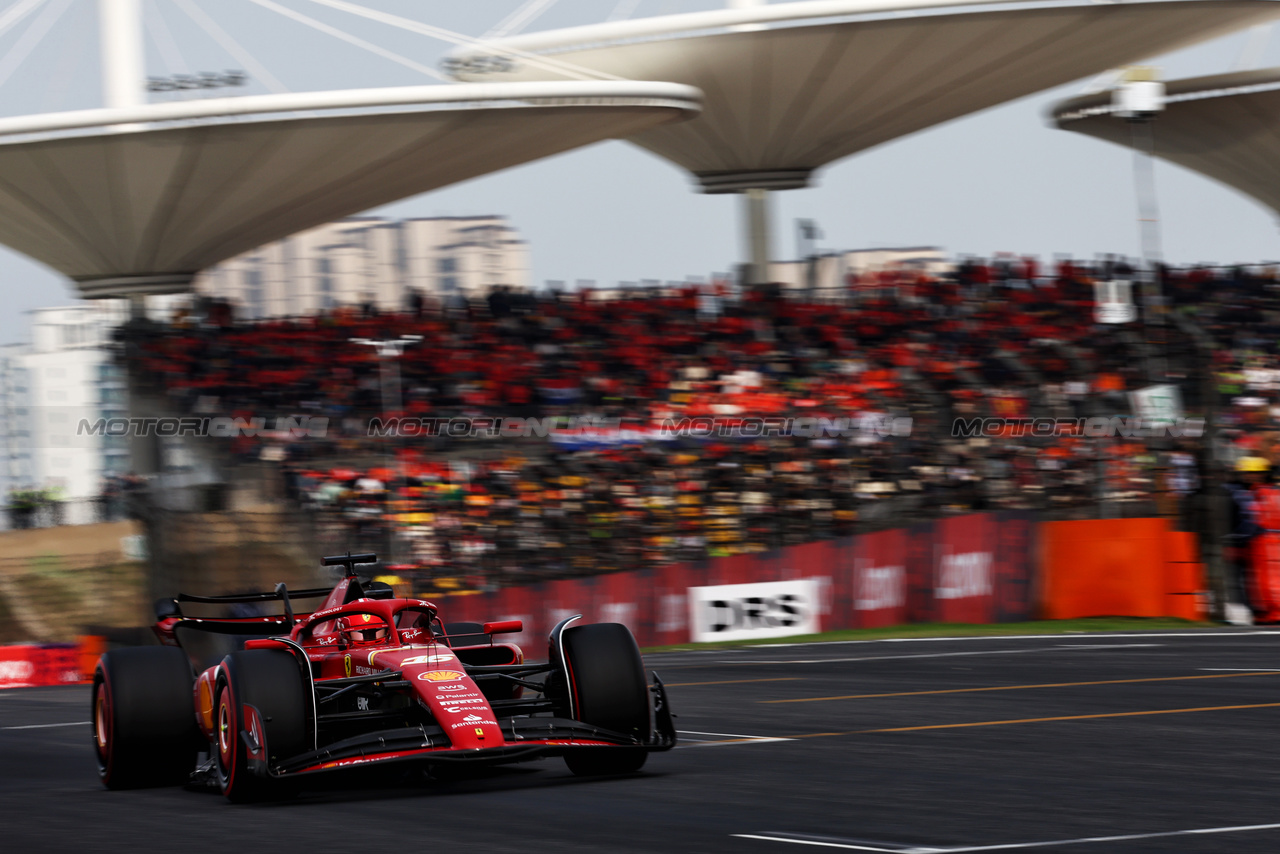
[559,622,650,776]
[214,650,309,803]
[92,646,198,789]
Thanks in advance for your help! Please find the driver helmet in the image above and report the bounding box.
[336,614,389,644]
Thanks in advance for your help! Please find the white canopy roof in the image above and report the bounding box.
[0,81,701,297]
[1054,67,1280,218]
[448,0,1280,192]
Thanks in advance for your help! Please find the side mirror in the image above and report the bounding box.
[483,620,523,636]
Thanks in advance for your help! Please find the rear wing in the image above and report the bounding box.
[160,584,334,621]
[157,552,381,622]
[321,552,378,574]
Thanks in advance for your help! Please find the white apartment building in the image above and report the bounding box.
[196,216,530,319]
[768,247,949,300]
[16,305,128,507]
[0,343,33,500]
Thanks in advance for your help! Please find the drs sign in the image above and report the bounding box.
[688,579,821,643]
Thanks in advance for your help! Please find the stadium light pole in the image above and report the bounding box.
[350,334,423,565]
[797,218,822,301]
[349,335,423,416]
[1113,67,1166,384]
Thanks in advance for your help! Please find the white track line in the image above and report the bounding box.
[676,729,794,748]
[1201,668,1280,672]
[734,835,927,852]
[679,737,793,748]
[647,631,1279,664]
[717,644,1162,666]
[735,821,1280,852]
[743,631,1280,650]
[1,721,89,730]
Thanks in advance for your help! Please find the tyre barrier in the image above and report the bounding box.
[0,637,104,690]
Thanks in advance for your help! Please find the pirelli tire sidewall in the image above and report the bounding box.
[92,646,198,789]
[560,622,650,776]
[214,649,309,803]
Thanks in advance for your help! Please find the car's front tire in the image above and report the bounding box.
[214,650,308,803]
[559,622,650,776]
[92,646,198,789]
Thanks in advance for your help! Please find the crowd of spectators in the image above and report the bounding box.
[118,255,1280,586]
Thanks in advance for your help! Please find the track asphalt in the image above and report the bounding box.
[7,629,1280,853]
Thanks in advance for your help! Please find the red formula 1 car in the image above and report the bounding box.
[91,553,675,801]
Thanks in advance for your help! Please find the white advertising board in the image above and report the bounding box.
[687,579,820,643]
[1129,384,1183,427]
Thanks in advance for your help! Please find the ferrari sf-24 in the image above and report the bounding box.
[91,553,675,801]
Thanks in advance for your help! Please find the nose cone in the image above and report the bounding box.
[381,645,504,748]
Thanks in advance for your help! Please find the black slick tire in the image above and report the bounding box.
[559,622,650,776]
[92,646,198,789]
[214,649,308,803]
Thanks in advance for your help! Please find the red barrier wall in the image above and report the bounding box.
[0,642,90,690]
[443,511,1039,646]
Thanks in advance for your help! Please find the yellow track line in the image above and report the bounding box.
[761,671,1280,704]
[784,701,1280,738]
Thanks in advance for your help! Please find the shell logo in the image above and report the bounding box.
[417,670,465,682]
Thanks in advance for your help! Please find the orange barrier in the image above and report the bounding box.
[1040,518,1205,620]
[1165,531,1207,621]
[77,636,106,682]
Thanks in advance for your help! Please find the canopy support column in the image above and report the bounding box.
[99,0,145,110]
[744,187,772,286]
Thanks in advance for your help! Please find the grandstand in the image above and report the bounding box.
[109,251,1265,596]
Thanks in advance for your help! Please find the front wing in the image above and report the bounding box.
[240,673,676,780]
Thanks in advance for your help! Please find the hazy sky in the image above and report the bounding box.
[0,0,1277,344]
